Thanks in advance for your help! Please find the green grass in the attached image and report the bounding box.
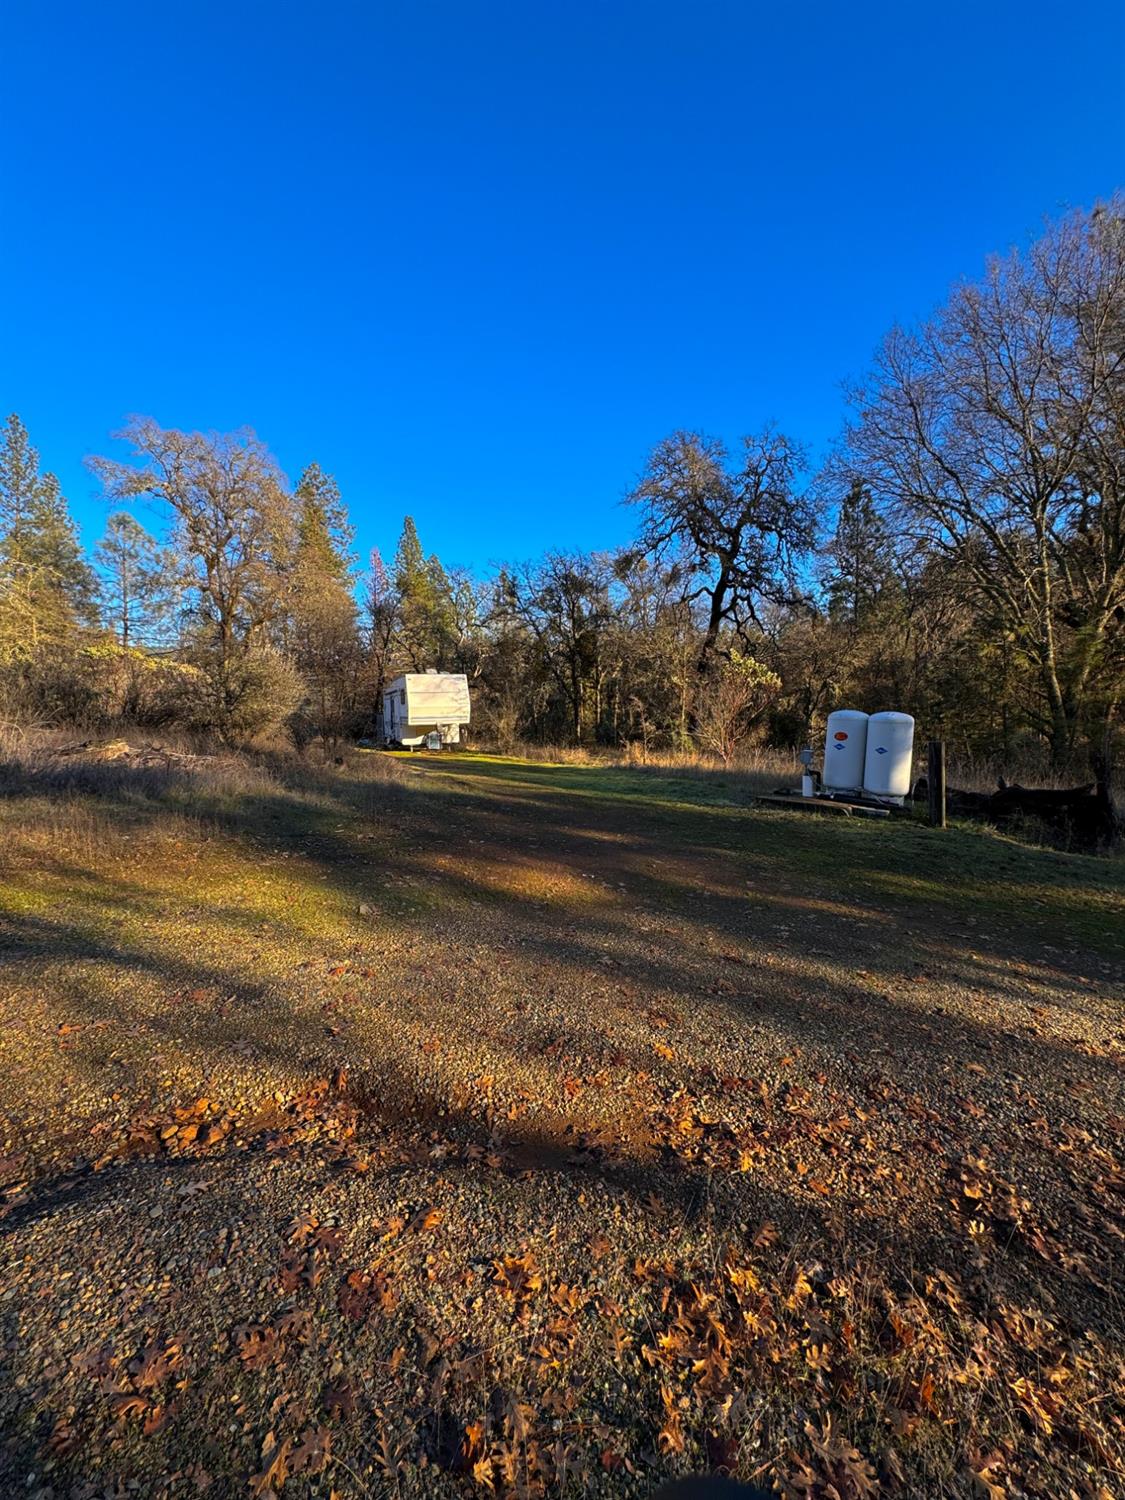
[411,749,761,806]
[408,750,1125,958]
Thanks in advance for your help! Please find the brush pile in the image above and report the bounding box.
[914,764,1119,850]
[50,738,227,770]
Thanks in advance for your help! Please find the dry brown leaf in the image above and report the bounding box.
[493,1253,543,1303]
[657,1384,685,1454]
[337,1268,396,1320]
[290,1424,332,1475]
[249,1432,291,1496]
[111,1394,148,1424]
[232,1324,283,1371]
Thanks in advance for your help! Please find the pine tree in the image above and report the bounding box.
[425,553,458,661]
[22,473,99,623]
[95,512,179,647]
[293,463,353,581]
[288,463,360,746]
[0,414,42,539]
[825,481,894,626]
[0,413,97,653]
[393,516,426,596]
[393,516,446,668]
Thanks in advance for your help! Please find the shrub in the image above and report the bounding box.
[0,642,208,729]
[190,646,306,744]
[694,653,782,765]
[85,644,208,724]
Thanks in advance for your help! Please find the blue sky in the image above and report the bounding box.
[2,1,1122,576]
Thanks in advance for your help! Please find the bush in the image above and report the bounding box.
[191,646,306,744]
[0,642,208,729]
[88,644,209,725]
[0,639,304,745]
[694,653,782,764]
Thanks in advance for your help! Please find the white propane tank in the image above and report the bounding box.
[822,709,869,791]
[862,711,915,800]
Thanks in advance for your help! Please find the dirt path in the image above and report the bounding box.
[1,752,1122,1497]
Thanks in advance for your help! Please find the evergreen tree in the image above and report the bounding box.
[24,473,99,622]
[425,553,458,661]
[393,516,455,668]
[95,512,179,647]
[0,413,97,652]
[288,463,360,746]
[824,480,894,626]
[393,516,426,595]
[0,413,42,539]
[293,463,353,581]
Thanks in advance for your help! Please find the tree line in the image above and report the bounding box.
[1,201,1122,771]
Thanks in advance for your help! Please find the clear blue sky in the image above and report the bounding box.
[2,1,1122,575]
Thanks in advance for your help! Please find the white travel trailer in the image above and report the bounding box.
[382,671,471,748]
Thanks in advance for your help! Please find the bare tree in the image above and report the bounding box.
[627,427,817,679]
[497,553,615,743]
[837,201,1125,764]
[364,548,398,739]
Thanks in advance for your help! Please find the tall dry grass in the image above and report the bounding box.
[0,726,408,873]
[484,737,793,775]
[2,728,1116,872]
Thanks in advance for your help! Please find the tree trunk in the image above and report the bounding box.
[699,588,725,676]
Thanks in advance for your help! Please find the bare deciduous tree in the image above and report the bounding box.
[627,427,817,679]
[837,201,1125,763]
[497,553,615,743]
[364,548,398,739]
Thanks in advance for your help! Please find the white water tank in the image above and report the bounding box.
[863,711,915,800]
[823,709,869,791]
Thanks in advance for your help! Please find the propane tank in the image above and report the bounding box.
[862,711,915,800]
[822,710,868,792]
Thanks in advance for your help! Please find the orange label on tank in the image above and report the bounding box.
[834,731,848,740]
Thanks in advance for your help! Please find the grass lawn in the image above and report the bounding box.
[1,747,1122,1498]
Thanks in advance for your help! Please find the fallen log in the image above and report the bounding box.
[913,769,1119,851]
[911,779,998,819]
[995,775,1118,850]
[993,777,1095,808]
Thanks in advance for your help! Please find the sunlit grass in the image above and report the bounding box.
[415,752,1125,956]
